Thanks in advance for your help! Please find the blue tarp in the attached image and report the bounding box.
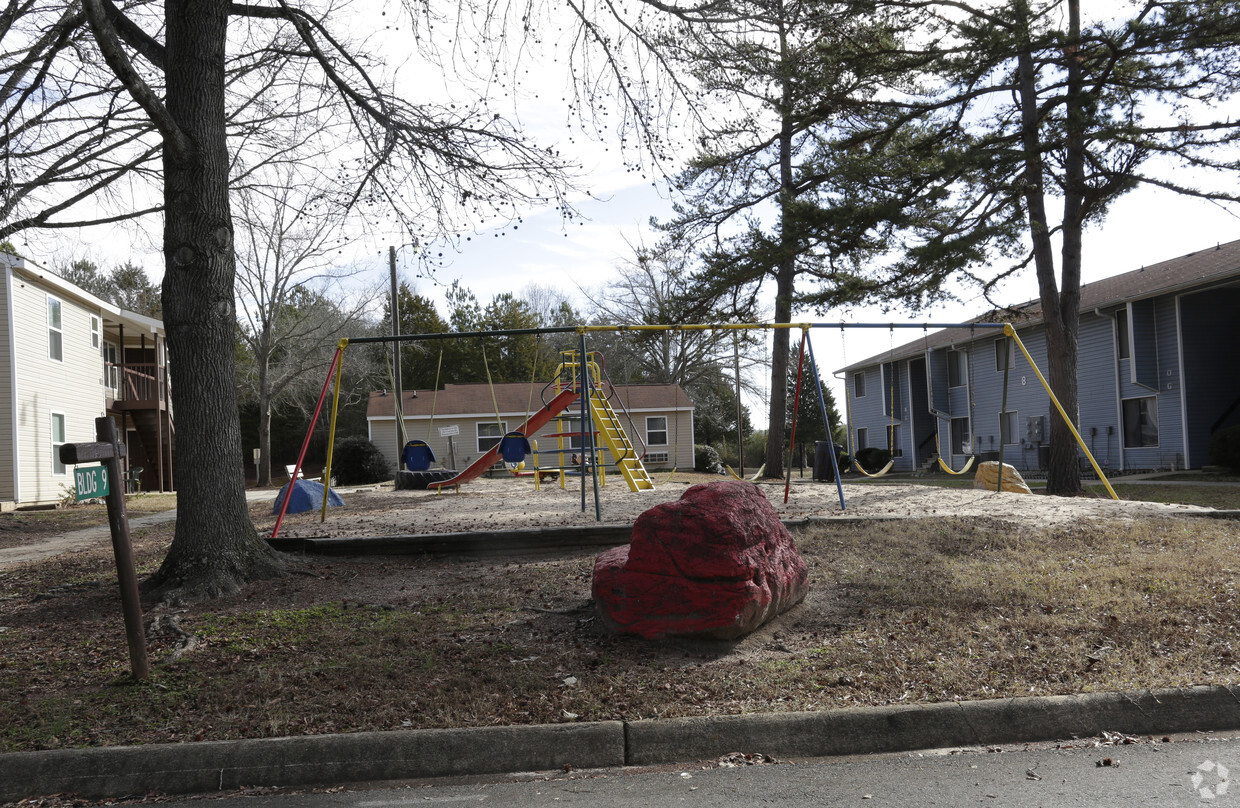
[273,478,345,515]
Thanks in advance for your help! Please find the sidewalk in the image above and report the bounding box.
[0,486,371,567]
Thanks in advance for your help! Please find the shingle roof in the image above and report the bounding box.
[842,237,1240,371]
[367,382,692,419]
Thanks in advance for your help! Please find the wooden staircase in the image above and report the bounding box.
[125,409,175,491]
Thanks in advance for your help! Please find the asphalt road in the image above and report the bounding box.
[131,733,1240,808]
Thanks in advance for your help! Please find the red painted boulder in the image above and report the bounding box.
[592,480,809,640]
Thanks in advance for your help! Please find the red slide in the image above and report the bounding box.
[428,388,581,491]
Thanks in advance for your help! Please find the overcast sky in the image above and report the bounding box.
[22,1,1240,411]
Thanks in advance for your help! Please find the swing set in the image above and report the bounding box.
[271,321,1119,538]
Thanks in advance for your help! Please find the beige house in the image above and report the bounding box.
[367,381,694,474]
[0,252,173,507]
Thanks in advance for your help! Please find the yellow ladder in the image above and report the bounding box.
[587,386,655,492]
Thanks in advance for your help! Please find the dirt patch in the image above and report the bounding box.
[259,474,1216,538]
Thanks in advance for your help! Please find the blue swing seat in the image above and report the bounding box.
[401,439,436,471]
[499,432,531,464]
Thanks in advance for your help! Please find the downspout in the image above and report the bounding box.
[6,266,18,504]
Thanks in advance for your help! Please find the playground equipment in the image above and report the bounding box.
[270,321,1119,539]
[425,350,653,494]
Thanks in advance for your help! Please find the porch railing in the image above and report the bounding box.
[107,362,167,405]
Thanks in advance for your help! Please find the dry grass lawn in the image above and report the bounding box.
[2,484,1239,753]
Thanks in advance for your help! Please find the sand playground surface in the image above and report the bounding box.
[268,474,1218,539]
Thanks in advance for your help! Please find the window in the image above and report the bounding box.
[886,424,903,457]
[1116,309,1130,360]
[1122,396,1158,448]
[950,417,971,455]
[994,338,1012,372]
[476,421,506,453]
[947,350,967,388]
[881,362,900,416]
[562,418,584,449]
[1000,411,1019,445]
[853,372,866,398]
[103,342,119,391]
[51,413,66,475]
[646,416,668,446]
[856,428,868,450]
[90,315,101,349]
[47,296,63,361]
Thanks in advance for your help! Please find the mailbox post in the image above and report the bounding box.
[59,416,149,680]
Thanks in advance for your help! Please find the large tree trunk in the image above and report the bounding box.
[764,265,794,479]
[1046,0,1086,497]
[1016,36,1083,497]
[144,0,282,601]
[764,7,794,481]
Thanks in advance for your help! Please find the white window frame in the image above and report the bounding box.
[1000,410,1019,445]
[950,417,971,455]
[947,350,967,389]
[476,421,506,454]
[103,341,120,392]
[1121,395,1159,449]
[994,337,1012,372]
[886,424,903,457]
[90,314,101,350]
[646,416,669,446]
[853,372,866,398]
[51,412,67,476]
[47,295,63,362]
[856,427,868,450]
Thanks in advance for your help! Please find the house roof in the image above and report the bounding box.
[842,238,1240,371]
[3,252,165,335]
[367,382,693,419]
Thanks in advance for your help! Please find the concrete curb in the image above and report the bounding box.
[0,722,625,803]
[5,685,1240,802]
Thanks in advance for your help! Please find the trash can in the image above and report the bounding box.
[813,442,841,483]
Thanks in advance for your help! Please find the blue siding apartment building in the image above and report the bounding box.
[841,240,1240,475]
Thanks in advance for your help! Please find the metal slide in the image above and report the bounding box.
[427,388,580,492]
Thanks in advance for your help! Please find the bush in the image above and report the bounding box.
[854,447,892,474]
[1210,425,1240,472]
[694,444,723,474]
[332,436,392,485]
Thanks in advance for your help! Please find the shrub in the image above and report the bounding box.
[1210,425,1240,472]
[854,447,892,474]
[694,444,723,474]
[332,436,392,485]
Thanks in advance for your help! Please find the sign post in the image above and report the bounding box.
[59,416,149,680]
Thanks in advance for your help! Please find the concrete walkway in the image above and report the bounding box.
[0,487,344,567]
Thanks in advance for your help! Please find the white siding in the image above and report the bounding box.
[10,275,106,504]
